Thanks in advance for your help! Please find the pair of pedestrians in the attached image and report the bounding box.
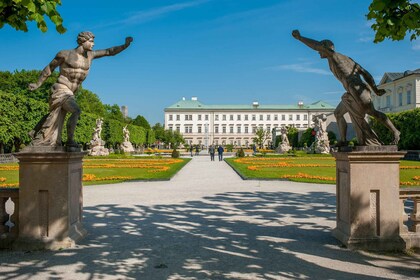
[208,145,224,161]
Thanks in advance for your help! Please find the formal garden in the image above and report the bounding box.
[225,152,420,186]
[0,155,191,187]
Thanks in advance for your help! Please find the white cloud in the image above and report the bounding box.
[268,63,332,76]
[96,0,210,28]
[412,42,420,51]
[358,36,373,43]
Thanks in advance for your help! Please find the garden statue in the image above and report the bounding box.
[311,114,330,154]
[276,126,291,153]
[120,125,134,153]
[89,118,109,156]
[292,30,400,146]
[28,31,133,150]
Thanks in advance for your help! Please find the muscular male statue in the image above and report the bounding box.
[292,30,400,146]
[29,31,133,148]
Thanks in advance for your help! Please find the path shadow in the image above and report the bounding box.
[0,191,419,279]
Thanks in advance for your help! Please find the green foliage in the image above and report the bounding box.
[287,126,299,147]
[253,127,271,148]
[327,131,337,144]
[0,90,48,151]
[132,115,151,129]
[299,128,315,147]
[146,129,155,145]
[0,70,58,102]
[74,112,97,145]
[371,108,420,150]
[171,148,180,158]
[127,124,146,146]
[367,0,420,42]
[104,104,125,123]
[152,123,165,142]
[225,144,234,152]
[0,0,66,33]
[103,119,124,148]
[75,88,106,116]
[236,148,245,157]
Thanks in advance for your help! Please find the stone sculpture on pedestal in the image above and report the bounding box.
[276,126,291,153]
[293,30,406,251]
[27,31,133,151]
[292,30,399,147]
[311,114,330,154]
[120,125,135,153]
[89,118,109,156]
[12,32,133,250]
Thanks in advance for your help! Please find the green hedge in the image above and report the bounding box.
[371,108,420,150]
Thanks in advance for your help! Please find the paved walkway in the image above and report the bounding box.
[0,156,419,279]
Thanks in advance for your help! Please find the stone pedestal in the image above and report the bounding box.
[13,151,87,250]
[332,147,406,251]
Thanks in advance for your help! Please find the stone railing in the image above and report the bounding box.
[0,188,19,247]
[0,154,18,164]
[399,187,420,248]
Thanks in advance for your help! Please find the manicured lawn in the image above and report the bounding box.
[0,156,191,187]
[226,155,420,186]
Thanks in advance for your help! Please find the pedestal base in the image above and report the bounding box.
[333,148,406,251]
[13,151,87,250]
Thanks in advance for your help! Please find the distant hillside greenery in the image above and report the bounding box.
[0,70,156,153]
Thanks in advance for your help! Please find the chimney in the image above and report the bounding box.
[182,97,186,101]
[191,96,198,101]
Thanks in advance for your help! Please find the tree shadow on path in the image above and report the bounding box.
[0,190,419,279]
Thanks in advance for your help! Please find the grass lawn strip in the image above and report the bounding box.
[0,157,191,187]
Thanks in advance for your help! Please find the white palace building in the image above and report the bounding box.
[164,97,335,147]
[374,69,420,113]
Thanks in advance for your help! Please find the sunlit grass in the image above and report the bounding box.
[0,157,191,187]
[226,155,420,186]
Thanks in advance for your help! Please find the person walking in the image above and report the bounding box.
[189,145,193,157]
[208,145,215,161]
[217,145,224,161]
[195,145,200,156]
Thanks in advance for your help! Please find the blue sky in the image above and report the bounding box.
[1,0,419,125]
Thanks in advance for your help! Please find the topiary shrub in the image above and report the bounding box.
[236,148,245,157]
[171,148,180,158]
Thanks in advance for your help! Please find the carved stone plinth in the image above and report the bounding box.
[332,147,406,251]
[13,152,87,250]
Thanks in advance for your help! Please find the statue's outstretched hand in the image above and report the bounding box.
[292,30,301,39]
[376,89,386,96]
[28,83,39,91]
[125,37,133,46]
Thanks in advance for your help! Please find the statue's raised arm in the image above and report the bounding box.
[93,37,133,59]
[292,30,333,54]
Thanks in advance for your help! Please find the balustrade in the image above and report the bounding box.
[399,188,420,248]
[0,188,19,242]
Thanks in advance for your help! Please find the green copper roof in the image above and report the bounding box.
[165,98,335,111]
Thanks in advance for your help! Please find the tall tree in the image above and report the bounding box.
[75,88,106,117]
[104,104,125,123]
[0,0,66,33]
[253,127,271,149]
[132,115,151,129]
[367,0,420,42]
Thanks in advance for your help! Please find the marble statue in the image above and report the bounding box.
[312,114,330,154]
[292,30,400,146]
[276,126,291,153]
[89,118,109,156]
[120,125,134,153]
[28,31,133,150]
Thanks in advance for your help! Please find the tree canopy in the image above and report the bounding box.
[0,0,66,33]
[367,0,420,42]
[132,115,151,129]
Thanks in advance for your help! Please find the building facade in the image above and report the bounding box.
[373,69,420,113]
[164,97,335,147]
